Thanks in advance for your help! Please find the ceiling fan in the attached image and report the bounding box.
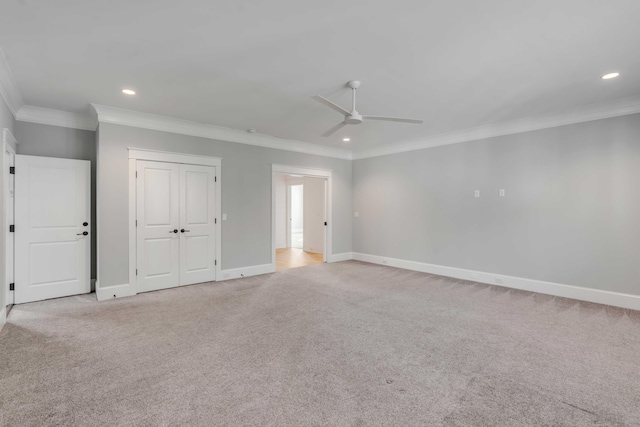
[312,80,424,137]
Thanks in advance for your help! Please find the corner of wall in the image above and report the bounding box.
[328,252,353,263]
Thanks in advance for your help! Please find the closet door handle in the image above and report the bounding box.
[181,229,190,233]
[170,229,178,233]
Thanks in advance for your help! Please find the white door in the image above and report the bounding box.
[15,155,91,304]
[179,164,216,285]
[136,161,181,293]
[302,176,326,255]
[4,143,15,305]
[136,161,217,293]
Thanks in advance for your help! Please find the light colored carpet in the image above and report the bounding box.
[1,261,639,426]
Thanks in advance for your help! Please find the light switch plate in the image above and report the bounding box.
[474,190,480,198]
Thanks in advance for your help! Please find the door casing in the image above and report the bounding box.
[4,139,15,305]
[2,129,17,308]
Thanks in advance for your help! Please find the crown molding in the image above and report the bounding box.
[353,95,640,160]
[0,46,24,117]
[92,104,352,160]
[16,105,97,131]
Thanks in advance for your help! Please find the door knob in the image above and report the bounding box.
[76,231,89,236]
[83,222,89,226]
[169,229,178,233]
[181,229,190,233]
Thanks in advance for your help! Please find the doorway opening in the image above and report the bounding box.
[272,165,331,272]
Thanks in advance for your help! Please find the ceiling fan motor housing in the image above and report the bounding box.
[345,113,363,124]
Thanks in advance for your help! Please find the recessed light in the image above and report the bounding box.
[122,89,136,95]
[342,137,351,142]
[601,72,620,80]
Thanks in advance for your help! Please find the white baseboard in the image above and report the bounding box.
[97,265,276,298]
[96,283,137,301]
[352,252,640,311]
[0,306,6,331]
[220,264,275,281]
[328,252,354,263]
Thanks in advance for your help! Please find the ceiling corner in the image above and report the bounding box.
[93,104,353,160]
[16,105,98,131]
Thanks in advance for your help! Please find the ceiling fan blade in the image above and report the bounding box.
[363,115,424,124]
[322,122,348,137]
[312,95,351,116]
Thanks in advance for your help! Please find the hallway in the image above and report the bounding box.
[275,248,323,271]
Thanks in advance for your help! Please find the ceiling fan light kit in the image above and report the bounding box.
[313,80,424,137]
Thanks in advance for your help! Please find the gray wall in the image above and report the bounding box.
[353,113,640,296]
[14,121,97,280]
[97,123,352,288]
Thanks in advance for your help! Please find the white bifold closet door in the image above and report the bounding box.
[14,155,91,304]
[136,160,216,293]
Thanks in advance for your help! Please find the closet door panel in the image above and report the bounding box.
[179,164,216,285]
[136,161,181,293]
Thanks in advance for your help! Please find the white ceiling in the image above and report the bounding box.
[1,0,639,152]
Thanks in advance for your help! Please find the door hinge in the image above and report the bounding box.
[136,269,138,275]
[215,218,217,224]
[324,221,327,226]
[136,171,138,178]
[9,283,14,291]
[215,176,217,182]
[135,220,138,227]
[215,260,217,266]
[9,224,14,232]
[9,166,15,174]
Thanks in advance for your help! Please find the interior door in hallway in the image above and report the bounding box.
[303,176,326,255]
[136,160,180,293]
[179,164,216,285]
[14,155,91,304]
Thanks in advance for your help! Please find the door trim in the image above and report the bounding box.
[3,139,15,306]
[2,129,17,311]
[127,148,222,298]
[128,148,221,167]
[286,184,292,248]
[271,164,332,271]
